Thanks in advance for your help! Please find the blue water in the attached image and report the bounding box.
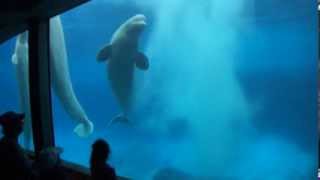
[0,0,317,179]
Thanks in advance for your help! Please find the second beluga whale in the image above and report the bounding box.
[12,16,93,148]
[97,14,149,124]
[49,16,93,137]
[12,32,32,147]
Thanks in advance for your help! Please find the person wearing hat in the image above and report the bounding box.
[0,111,34,180]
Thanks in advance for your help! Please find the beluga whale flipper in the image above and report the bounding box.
[97,14,149,125]
[12,16,93,143]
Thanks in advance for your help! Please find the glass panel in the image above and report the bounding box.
[52,0,317,179]
[0,34,34,150]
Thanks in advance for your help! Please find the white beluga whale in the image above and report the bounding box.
[49,16,93,137]
[12,32,32,147]
[97,14,149,124]
[12,16,93,147]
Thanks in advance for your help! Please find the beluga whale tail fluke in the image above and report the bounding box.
[107,114,130,126]
[74,119,94,137]
[97,14,149,126]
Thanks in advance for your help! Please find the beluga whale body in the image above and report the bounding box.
[97,14,149,124]
[12,32,32,147]
[12,16,93,148]
[49,16,93,137]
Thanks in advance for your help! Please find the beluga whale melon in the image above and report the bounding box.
[97,14,149,124]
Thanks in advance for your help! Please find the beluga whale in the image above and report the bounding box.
[12,16,93,148]
[97,14,149,124]
[12,32,32,148]
[49,16,93,137]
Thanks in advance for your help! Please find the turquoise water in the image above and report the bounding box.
[0,0,318,179]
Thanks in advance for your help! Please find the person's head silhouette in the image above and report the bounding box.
[91,139,111,166]
[0,111,24,138]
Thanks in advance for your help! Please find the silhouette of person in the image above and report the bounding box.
[34,146,68,180]
[0,111,34,180]
[90,139,116,180]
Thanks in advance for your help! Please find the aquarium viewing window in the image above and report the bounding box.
[0,0,318,179]
[0,35,22,142]
[0,0,130,178]
[0,0,93,173]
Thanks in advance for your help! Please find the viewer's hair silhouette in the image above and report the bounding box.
[0,111,24,137]
[90,139,116,180]
[90,139,110,167]
[0,111,35,180]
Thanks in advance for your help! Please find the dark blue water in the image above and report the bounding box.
[0,0,317,179]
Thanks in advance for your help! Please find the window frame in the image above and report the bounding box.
[25,0,90,159]
[1,0,131,179]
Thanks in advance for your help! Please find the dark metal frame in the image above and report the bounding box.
[12,0,90,158]
[28,18,55,156]
[15,0,91,158]
[0,0,90,43]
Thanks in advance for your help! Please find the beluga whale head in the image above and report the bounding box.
[126,14,147,38]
